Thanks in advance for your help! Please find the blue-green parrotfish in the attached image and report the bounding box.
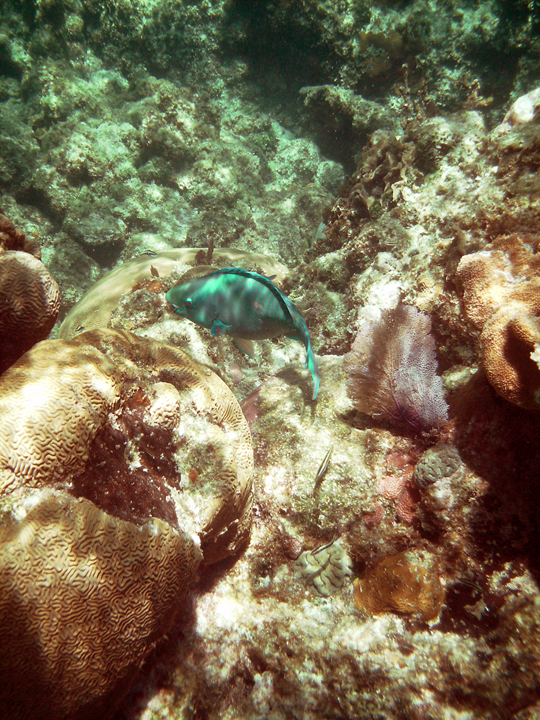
[166,267,320,400]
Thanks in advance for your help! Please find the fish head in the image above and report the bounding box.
[166,281,213,327]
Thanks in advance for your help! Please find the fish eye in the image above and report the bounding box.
[185,297,193,308]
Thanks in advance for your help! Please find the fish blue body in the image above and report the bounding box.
[166,267,319,400]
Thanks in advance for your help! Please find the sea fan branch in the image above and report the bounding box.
[344,303,448,432]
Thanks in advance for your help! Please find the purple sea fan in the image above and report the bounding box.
[343,303,448,432]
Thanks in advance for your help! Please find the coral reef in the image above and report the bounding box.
[343,303,449,432]
[0,249,61,374]
[2,1,540,717]
[0,327,253,717]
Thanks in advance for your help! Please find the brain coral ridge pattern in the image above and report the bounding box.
[0,328,254,718]
[0,338,121,494]
[0,492,200,720]
[0,250,61,374]
[0,328,253,560]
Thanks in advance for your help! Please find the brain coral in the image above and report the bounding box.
[0,250,61,374]
[457,236,540,410]
[414,444,462,489]
[293,541,353,596]
[0,328,253,718]
[0,492,200,720]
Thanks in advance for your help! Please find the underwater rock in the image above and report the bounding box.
[497,87,540,132]
[0,249,61,374]
[293,540,353,597]
[0,211,41,256]
[353,552,445,622]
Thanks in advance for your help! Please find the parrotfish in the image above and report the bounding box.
[166,267,319,400]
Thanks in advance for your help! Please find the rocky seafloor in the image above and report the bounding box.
[1,0,540,718]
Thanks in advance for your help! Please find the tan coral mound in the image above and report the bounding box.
[0,328,253,560]
[0,339,121,494]
[457,236,540,409]
[0,328,253,718]
[58,247,288,339]
[353,552,445,621]
[0,492,200,720]
[0,250,61,374]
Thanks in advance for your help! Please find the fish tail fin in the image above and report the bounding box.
[306,340,320,400]
[297,319,319,400]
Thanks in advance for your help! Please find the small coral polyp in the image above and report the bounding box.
[0,328,253,719]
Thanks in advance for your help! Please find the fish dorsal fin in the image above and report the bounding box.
[215,267,295,325]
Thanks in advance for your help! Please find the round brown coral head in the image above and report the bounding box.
[0,250,61,374]
[0,492,200,720]
[353,552,445,622]
[0,328,253,718]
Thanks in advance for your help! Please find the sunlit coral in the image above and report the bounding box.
[0,327,254,718]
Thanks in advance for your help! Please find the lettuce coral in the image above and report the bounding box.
[343,303,448,432]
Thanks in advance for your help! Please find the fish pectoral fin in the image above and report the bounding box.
[234,338,256,358]
[211,319,233,337]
